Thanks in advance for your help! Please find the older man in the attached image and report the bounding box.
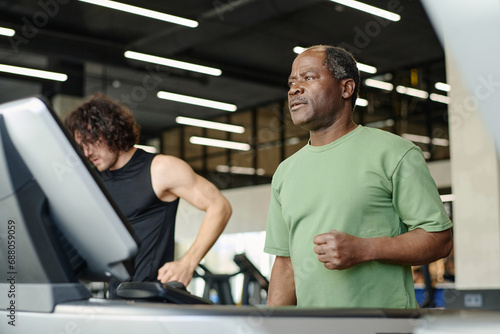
[264,45,453,308]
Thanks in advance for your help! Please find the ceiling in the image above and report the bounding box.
[0,0,446,138]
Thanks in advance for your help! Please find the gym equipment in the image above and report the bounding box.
[194,263,239,305]
[0,97,206,312]
[194,253,269,305]
[234,253,269,305]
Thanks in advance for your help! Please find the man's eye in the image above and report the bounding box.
[306,76,313,80]
[289,81,295,86]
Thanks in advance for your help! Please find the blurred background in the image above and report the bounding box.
[0,0,482,307]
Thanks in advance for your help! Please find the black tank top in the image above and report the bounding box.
[99,149,179,282]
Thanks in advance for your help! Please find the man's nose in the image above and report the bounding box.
[288,84,303,96]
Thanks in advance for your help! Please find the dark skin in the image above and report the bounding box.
[267,48,453,306]
[287,48,357,146]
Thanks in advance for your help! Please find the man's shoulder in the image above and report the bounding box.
[361,126,413,145]
[277,145,308,167]
[152,154,190,171]
[151,154,199,185]
[151,153,178,162]
[271,145,308,185]
[359,126,415,153]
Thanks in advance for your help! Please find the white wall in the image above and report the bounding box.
[175,183,272,240]
[423,0,500,289]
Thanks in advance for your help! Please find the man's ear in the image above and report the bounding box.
[341,79,355,100]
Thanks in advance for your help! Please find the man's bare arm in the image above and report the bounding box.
[267,256,297,306]
[153,155,232,285]
[313,228,453,270]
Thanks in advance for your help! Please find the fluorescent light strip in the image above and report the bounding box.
[440,194,455,202]
[293,46,377,73]
[356,63,377,74]
[216,165,265,176]
[402,133,430,144]
[356,98,368,107]
[430,93,450,104]
[158,91,236,112]
[0,64,68,81]
[79,0,198,27]
[328,0,401,21]
[286,137,301,145]
[0,27,15,37]
[365,78,393,91]
[401,133,449,147]
[396,85,429,99]
[176,116,245,133]
[189,136,250,151]
[432,138,449,146]
[125,51,221,76]
[365,119,394,128]
[435,82,451,92]
[134,144,157,153]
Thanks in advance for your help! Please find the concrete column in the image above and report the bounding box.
[447,54,500,289]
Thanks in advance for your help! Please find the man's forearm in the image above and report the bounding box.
[267,256,297,306]
[181,198,232,268]
[314,228,453,270]
[366,228,453,266]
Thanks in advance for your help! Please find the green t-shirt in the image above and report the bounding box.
[264,125,452,308]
